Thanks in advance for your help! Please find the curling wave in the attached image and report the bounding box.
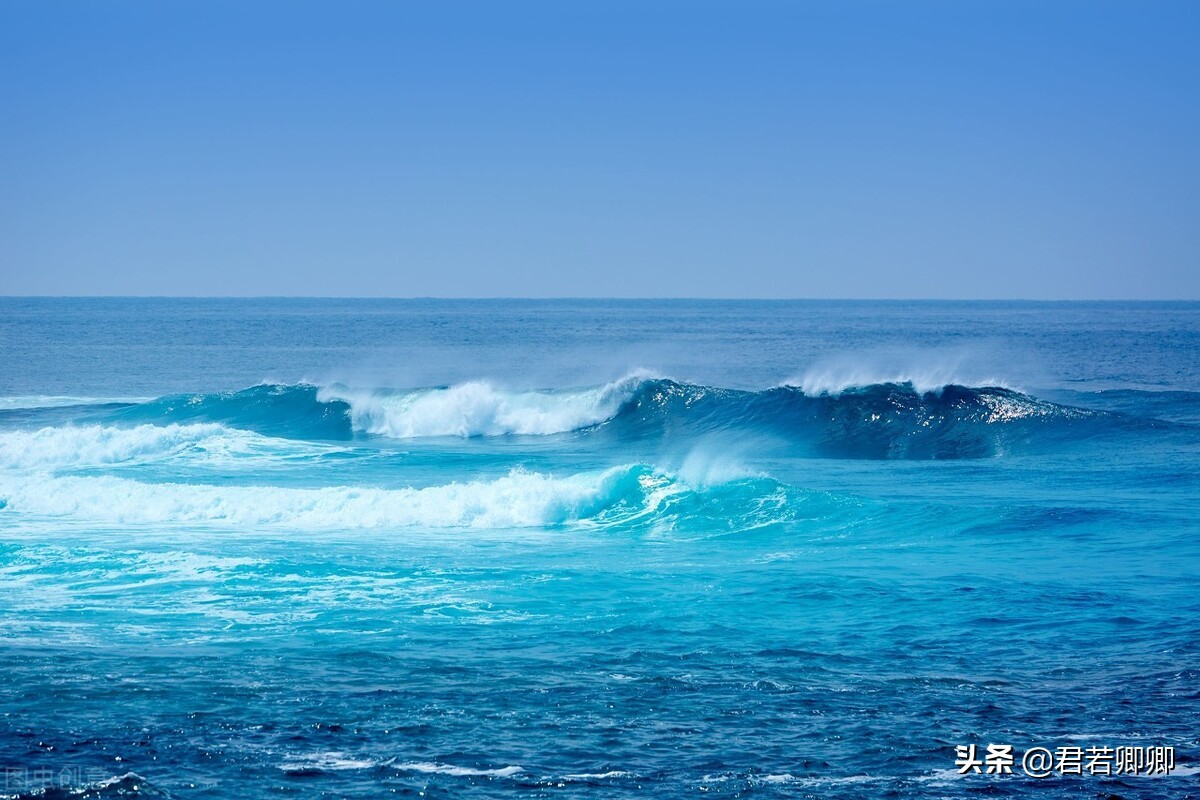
[111,383,355,439]
[596,379,1116,458]
[0,464,797,532]
[318,372,650,438]
[69,375,1135,458]
[102,373,651,440]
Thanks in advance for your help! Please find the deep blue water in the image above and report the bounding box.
[0,298,1197,798]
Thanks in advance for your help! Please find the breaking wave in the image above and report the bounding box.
[317,372,649,437]
[7,374,1141,459]
[95,373,651,440]
[599,379,1118,458]
[0,423,326,470]
[788,363,1009,396]
[0,464,796,532]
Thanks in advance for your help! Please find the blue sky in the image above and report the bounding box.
[1,0,1197,298]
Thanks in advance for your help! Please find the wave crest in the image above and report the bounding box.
[0,464,795,532]
[319,372,651,438]
[0,423,245,470]
[53,374,1121,458]
[0,423,332,470]
[601,379,1105,458]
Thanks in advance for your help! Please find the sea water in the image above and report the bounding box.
[0,298,1196,798]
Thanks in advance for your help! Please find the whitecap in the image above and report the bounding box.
[389,761,523,777]
[317,371,655,438]
[0,466,642,529]
[0,423,327,471]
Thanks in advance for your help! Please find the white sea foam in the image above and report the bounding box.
[0,424,322,470]
[788,351,1009,395]
[914,767,966,784]
[389,761,524,777]
[0,467,644,529]
[675,448,760,487]
[279,752,378,772]
[317,372,654,438]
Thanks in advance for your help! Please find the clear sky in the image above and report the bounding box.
[1,0,1197,299]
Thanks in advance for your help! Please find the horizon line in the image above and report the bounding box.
[3,295,1199,303]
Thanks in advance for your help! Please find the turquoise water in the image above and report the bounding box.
[0,299,1197,798]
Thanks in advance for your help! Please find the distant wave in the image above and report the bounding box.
[0,423,327,470]
[0,464,796,532]
[387,762,525,778]
[0,395,153,411]
[20,374,1144,459]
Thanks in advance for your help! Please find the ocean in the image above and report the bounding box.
[0,298,1196,798]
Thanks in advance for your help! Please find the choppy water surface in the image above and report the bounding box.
[0,299,1197,798]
